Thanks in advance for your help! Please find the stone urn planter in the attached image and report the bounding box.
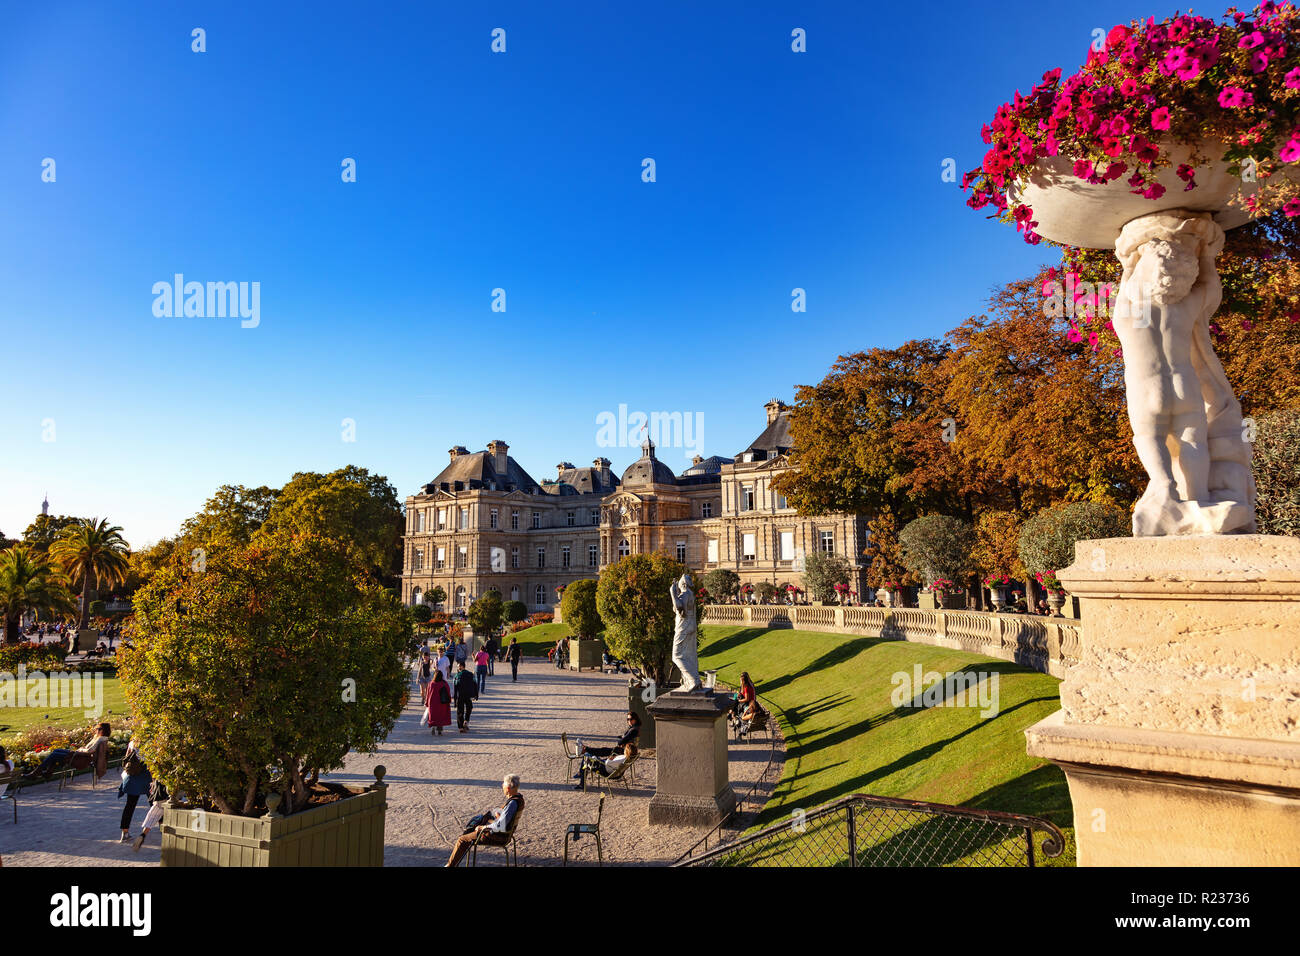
[990,586,1009,613]
[1045,591,1066,617]
[1012,144,1258,536]
[160,767,388,867]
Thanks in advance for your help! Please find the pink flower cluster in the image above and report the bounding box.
[965,3,1300,244]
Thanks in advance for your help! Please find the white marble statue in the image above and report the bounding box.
[1112,209,1256,536]
[669,573,701,693]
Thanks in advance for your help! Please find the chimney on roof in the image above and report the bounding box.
[765,399,787,425]
[487,440,509,476]
[449,445,470,462]
[593,457,611,486]
[556,461,574,478]
[692,454,704,466]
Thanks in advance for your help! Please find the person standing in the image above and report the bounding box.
[506,637,521,682]
[474,645,490,695]
[416,651,433,702]
[435,645,452,685]
[454,636,469,670]
[118,737,153,843]
[424,669,453,736]
[484,634,497,675]
[453,662,478,732]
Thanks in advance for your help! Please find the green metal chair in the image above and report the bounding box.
[564,795,604,865]
[560,732,583,783]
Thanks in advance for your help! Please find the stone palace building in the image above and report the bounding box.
[400,400,869,612]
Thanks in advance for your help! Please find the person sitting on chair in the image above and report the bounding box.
[736,698,767,738]
[572,711,640,788]
[26,722,112,780]
[576,743,635,790]
[445,774,524,867]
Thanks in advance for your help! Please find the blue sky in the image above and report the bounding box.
[0,0,1183,546]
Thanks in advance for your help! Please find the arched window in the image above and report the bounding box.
[535,584,545,607]
[510,586,520,602]
[412,587,422,606]
[618,538,630,557]
[456,586,467,609]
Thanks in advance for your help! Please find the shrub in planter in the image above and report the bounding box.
[468,590,503,635]
[802,550,853,603]
[121,533,410,817]
[899,515,976,587]
[560,579,601,639]
[702,568,740,603]
[755,581,779,604]
[502,600,528,626]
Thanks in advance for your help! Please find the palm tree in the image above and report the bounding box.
[50,518,131,630]
[0,545,76,643]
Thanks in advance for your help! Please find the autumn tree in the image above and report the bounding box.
[864,509,916,588]
[971,511,1027,582]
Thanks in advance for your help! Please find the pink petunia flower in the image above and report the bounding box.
[1218,87,1254,108]
[1286,67,1300,89]
[1279,139,1300,163]
[1284,198,1300,216]
[1151,107,1171,130]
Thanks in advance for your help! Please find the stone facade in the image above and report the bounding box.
[400,401,869,611]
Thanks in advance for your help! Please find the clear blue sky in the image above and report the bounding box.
[0,0,1184,546]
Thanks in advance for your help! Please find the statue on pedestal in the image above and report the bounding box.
[669,573,700,693]
[1112,209,1256,536]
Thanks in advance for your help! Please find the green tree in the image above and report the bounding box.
[898,515,976,586]
[179,485,278,556]
[121,537,180,599]
[596,553,694,686]
[122,533,410,816]
[1253,408,1300,536]
[502,600,527,625]
[702,568,740,602]
[257,467,402,581]
[755,581,779,604]
[427,585,447,609]
[22,514,84,554]
[412,604,433,624]
[802,550,853,602]
[0,545,76,643]
[1018,501,1130,576]
[468,590,504,635]
[561,578,602,639]
[50,518,131,629]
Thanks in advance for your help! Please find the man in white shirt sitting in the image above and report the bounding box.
[445,773,524,867]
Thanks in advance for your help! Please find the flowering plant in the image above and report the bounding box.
[965,3,1300,244]
[1036,570,1067,594]
[924,578,965,593]
[983,574,1013,588]
[740,583,753,592]
[881,581,902,590]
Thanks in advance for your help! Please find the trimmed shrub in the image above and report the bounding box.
[1019,501,1129,576]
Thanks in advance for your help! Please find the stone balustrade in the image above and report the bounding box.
[703,604,1080,678]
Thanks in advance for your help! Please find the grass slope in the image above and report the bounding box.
[699,625,1075,865]
[0,675,129,735]
[509,622,572,658]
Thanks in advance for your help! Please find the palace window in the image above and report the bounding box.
[567,511,575,527]
[511,510,520,530]
[415,511,425,533]
[455,586,467,609]
[490,508,499,529]
[676,541,687,563]
[618,539,630,558]
[510,586,520,602]
[702,501,713,519]
[562,545,571,568]
[776,493,788,510]
[537,547,546,569]
[457,546,468,569]
[590,508,599,525]
[742,486,755,512]
[821,531,835,554]
[438,508,447,530]
[511,546,519,569]
[412,587,422,606]
[535,584,545,608]
[707,538,719,563]
[436,546,446,570]
[414,548,424,571]
[588,545,598,567]
[742,532,756,560]
[459,507,469,530]
[780,531,795,561]
[532,511,541,529]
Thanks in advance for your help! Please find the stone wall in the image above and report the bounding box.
[702,605,1081,678]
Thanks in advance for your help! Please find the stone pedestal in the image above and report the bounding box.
[1025,535,1300,866]
[647,691,736,827]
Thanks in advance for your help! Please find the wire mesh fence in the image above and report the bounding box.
[676,793,1065,868]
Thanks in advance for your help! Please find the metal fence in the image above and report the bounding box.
[676,793,1065,868]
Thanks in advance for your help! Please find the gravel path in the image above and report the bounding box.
[0,657,784,867]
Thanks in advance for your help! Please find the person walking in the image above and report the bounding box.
[474,645,490,695]
[424,669,453,736]
[506,637,521,682]
[132,777,170,851]
[117,737,153,843]
[453,662,478,732]
[416,651,433,702]
[453,636,469,670]
[484,634,497,675]
[435,645,451,685]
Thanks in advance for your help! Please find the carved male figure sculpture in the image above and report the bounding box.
[1112,209,1256,536]
[669,572,701,693]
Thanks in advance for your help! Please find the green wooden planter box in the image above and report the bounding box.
[568,637,603,671]
[160,768,388,867]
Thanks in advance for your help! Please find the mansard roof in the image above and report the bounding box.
[423,451,541,494]
[736,410,793,461]
[680,455,734,477]
[549,465,621,496]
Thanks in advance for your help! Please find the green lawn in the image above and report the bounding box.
[509,622,571,658]
[0,674,130,736]
[698,625,1075,865]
